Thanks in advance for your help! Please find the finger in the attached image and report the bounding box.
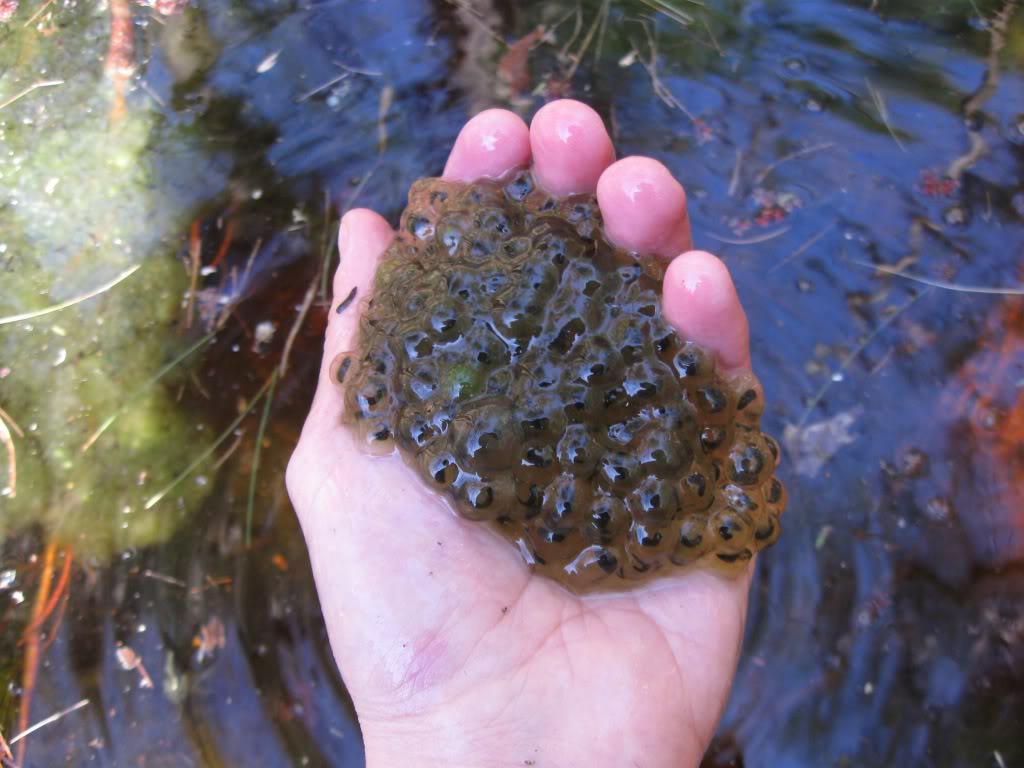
[662,250,751,375]
[443,109,531,182]
[307,208,395,422]
[530,99,615,196]
[596,156,693,259]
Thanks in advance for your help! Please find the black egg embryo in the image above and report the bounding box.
[339,172,786,591]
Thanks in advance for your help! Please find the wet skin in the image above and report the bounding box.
[288,100,758,768]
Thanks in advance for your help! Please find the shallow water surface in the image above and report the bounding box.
[1,0,1022,766]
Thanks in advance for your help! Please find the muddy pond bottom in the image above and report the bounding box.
[337,172,786,591]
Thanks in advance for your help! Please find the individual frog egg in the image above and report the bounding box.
[331,353,355,387]
[699,423,734,458]
[670,341,714,389]
[570,335,624,388]
[418,444,463,492]
[626,475,682,528]
[636,425,694,479]
[396,404,450,452]
[524,519,586,568]
[453,400,522,472]
[670,514,712,566]
[752,508,782,549]
[460,179,506,209]
[583,494,631,546]
[595,451,640,494]
[556,195,602,238]
[620,359,677,413]
[435,211,474,256]
[403,358,442,404]
[623,519,677,571]
[516,390,570,440]
[725,432,776,488]
[458,473,517,523]
[346,372,392,421]
[564,545,623,588]
[680,462,717,512]
[556,423,603,478]
[707,504,755,564]
[541,473,592,534]
[503,170,535,202]
[763,434,782,469]
[763,475,786,509]
[693,382,736,427]
[730,374,766,428]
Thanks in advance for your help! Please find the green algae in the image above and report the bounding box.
[0,4,209,559]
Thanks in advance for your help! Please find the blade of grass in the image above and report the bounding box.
[849,259,1024,295]
[82,330,217,452]
[245,369,279,546]
[144,374,276,510]
[0,265,140,325]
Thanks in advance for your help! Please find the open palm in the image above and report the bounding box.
[288,101,757,768]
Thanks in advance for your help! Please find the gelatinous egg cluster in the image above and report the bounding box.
[337,172,785,591]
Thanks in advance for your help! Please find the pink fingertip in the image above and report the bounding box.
[596,156,693,259]
[530,99,615,196]
[443,109,531,182]
[663,251,751,375]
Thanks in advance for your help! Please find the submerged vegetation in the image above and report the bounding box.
[0,6,210,558]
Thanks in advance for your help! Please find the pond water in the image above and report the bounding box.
[1,0,1022,766]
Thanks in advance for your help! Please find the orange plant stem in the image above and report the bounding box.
[16,540,57,767]
[209,218,236,269]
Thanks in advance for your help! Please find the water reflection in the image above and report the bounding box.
[1,0,1022,765]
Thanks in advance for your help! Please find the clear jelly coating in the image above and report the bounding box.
[338,171,786,592]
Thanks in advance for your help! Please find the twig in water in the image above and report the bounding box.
[335,61,383,78]
[865,79,906,152]
[637,0,695,26]
[209,219,236,270]
[377,85,394,155]
[594,0,611,62]
[246,369,279,547]
[144,374,277,510]
[0,79,63,111]
[564,0,609,83]
[559,0,584,61]
[848,259,1024,295]
[139,79,166,108]
[446,0,505,45]
[15,541,56,766]
[296,71,349,103]
[142,569,187,588]
[701,14,722,56]
[0,405,21,498]
[947,0,1018,179]
[706,227,790,246]
[728,148,743,197]
[768,222,836,273]
[23,0,57,26]
[754,142,835,184]
[82,330,217,452]
[796,290,930,429]
[631,21,700,123]
[0,265,141,325]
[185,221,201,330]
[10,699,88,746]
[0,725,12,764]
[211,429,245,471]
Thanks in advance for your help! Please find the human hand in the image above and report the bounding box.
[287,100,756,768]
